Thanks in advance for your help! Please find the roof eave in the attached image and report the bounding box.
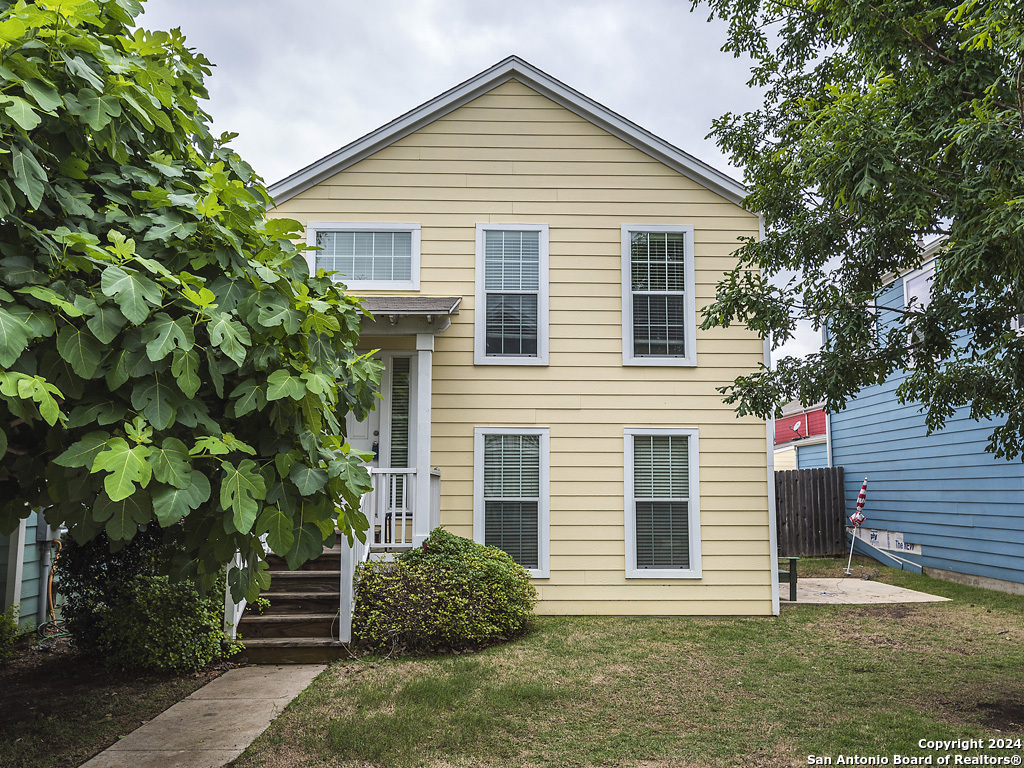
[268,56,749,209]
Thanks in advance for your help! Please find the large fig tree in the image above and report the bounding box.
[0,0,380,600]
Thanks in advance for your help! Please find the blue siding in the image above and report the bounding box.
[0,511,42,625]
[797,443,828,469]
[831,275,1024,586]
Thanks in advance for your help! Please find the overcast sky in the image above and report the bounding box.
[138,0,819,360]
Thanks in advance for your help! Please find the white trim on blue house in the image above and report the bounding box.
[268,57,749,208]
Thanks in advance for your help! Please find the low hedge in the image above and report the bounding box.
[353,528,536,652]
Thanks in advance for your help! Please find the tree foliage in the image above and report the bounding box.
[697,0,1024,457]
[0,0,381,600]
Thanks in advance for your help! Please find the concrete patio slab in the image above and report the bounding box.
[782,577,951,605]
[78,664,325,768]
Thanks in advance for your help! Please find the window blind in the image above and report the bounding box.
[630,231,686,357]
[483,434,540,569]
[484,230,540,357]
[633,434,690,569]
[389,357,411,508]
[316,230,412,282]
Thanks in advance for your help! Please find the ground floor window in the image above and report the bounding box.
[473,426,550,578]
[624,428,701,579]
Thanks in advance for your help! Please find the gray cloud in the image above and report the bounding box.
[139,0,760,184]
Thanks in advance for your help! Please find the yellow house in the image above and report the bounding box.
[261,57,778,644]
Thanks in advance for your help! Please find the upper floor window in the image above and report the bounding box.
[903,260,935,313]
[622,225,696,366]
[903,260,935,364]
[474,224,549,366]
[306,223,421,291]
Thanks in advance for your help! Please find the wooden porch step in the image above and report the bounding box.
[246,592,340,614]
[240,637,349,665]
[238,613,338,639]
[266,552,341,571]
[266,571,341,593]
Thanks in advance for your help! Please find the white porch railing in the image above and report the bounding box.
[366,467,418,549]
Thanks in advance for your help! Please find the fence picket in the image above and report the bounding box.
[775,467,846,557]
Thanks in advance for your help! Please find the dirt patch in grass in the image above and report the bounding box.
[977,700,1024,731]
[0,636,237,768]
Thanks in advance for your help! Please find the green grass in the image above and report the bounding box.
[233,563,1024,768]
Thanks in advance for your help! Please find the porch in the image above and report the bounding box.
[228,296,460,662]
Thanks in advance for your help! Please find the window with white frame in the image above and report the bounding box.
[903,260,935,363]
[474,224,549,365]
[306,223,420,290]
[622,225,696,366]
[624,428,701,579]
[903,261,935,313]
[473,427,549,578]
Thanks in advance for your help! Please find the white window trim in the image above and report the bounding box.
[305,222,421,291]
[624,427,702,579]
[902,258,936,313]
[474,223,549,366]
[473,426,550,579]
[903,259,936,367]
[622,224,697,367]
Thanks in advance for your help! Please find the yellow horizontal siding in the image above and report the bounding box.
[273,78,771,615]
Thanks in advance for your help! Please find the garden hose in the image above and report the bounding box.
[37,539,71,640]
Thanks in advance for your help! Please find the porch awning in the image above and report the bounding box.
[358,296,462,336]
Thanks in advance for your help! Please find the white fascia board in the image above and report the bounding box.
[269,56,749,209]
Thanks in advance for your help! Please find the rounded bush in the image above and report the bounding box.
[99,574,233,673]
[55,530,237,672]
[353,528,536,652]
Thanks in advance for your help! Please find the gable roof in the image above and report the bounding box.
[268,56,749,208]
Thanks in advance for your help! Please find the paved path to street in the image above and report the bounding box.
[79,664,325,768]
[784,577,951,605]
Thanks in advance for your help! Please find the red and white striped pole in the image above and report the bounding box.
[846,477,868,575]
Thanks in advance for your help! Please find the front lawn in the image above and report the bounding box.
[233,560,1024,768]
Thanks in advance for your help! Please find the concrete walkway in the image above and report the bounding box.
[79,664,325,768]
[783,577,951,605]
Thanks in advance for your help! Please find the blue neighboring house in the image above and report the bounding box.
[827,238,1024,593]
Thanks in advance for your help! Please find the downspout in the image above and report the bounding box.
[760,214,780,617]
[36,535,52,627]
[766,339,780,617]
[825,408,834,468]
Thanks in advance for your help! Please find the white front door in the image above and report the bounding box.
[346,354,417,546]
[345,397,380,463]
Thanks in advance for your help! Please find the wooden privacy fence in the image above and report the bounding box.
[775,467,846,557]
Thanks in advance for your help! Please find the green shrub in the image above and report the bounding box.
[55,529,162,652]
[99,574,238,673]
[55,530,238,672]
[353,528,536,652]
[0,606,19,666]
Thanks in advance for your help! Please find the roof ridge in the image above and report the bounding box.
[268,56,748,208]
